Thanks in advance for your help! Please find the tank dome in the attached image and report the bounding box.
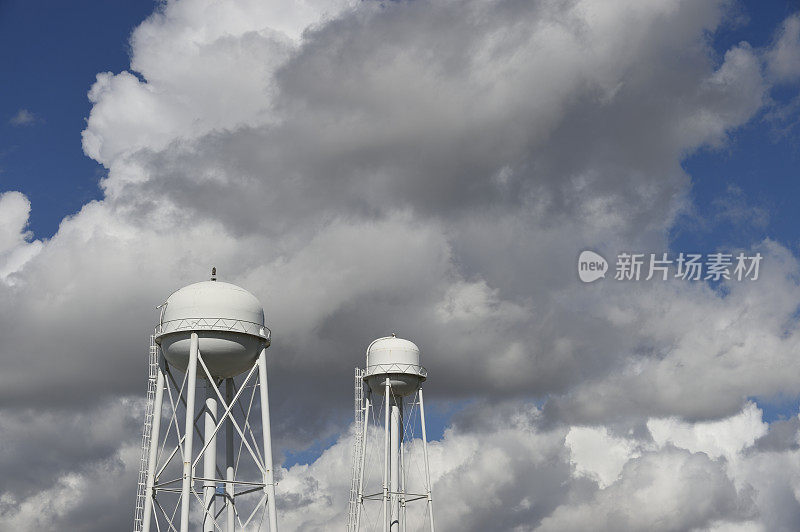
[161,281,265,325]
[155,281,270,379]
[364,335,426,396]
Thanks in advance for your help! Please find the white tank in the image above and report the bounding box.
[364,334,426,396]
[155,280,270,379]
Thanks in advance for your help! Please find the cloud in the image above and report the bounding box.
[82,0,358,166]
[276,402,796,531]
[648,402,768,460]
[565,424,642,488]
[712,184,769,230]
[0,191,42,284]
[60,0,778,418]
[539,446,752,532]
[277,403,576,531]
[767,13,800,84]
[8,109,39,126]
[0,399,142,530]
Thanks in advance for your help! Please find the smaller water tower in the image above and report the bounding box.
[348,334,435,532]
[133,270,278,532]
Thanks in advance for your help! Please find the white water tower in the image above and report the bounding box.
[134,270,279,532]
[348,334,435,532]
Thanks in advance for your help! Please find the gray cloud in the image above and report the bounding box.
[539,446,754,532]
[752,416,800,453]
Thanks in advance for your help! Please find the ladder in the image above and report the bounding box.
[347,367,366,531]
[133,336,159,532]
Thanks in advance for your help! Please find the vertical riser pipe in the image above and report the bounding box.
[203,385,218,532]
[390,399,401,532]
[179,333,199,532]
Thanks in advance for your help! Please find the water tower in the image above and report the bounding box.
[133,270,279,532]
[347,334,435,532]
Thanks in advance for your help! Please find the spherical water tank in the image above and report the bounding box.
[155,280,270,379]
[364,334,426,396]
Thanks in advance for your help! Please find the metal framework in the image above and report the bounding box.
[348,372,435,532]
[134,330,278,531]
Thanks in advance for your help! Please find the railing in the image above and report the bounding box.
[363,363,427,378]
[154,318,270,341]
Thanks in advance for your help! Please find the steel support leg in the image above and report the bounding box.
[203,381,218,532]
[390,396,401,532]
[226,378,235,532]
[258,347,278,531]
[419,389,435,532]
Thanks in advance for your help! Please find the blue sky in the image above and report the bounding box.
[0,0,155,238]
[677,1,800,253]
